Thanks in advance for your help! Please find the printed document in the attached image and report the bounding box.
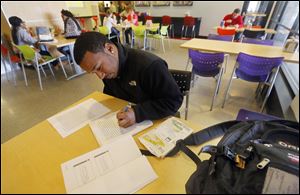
[139,117,194,158]
[89,112,153,144]
[48,99,111,138]
[61,135,158,194]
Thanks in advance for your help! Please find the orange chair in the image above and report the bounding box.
[182,16,195,38]
[217,28,236,36]
[252,25,262,29]
[79,18,85,29]
[1,44,27,86]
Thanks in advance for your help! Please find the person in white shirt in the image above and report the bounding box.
[103,9,120,43]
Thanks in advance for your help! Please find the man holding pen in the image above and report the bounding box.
[73,32,183,128]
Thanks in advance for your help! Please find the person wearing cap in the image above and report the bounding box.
[223,8,244,28]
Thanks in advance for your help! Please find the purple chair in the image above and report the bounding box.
[207,34,232,73]
[222,52,284,112]
[242,38,274,46]
[190,49,225,111]
[236,108,280,121]
[208,34,234,42]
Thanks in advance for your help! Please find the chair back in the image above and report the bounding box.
[217,28,236,35]
[160,25,169,36]
[183,16,195,26]
[190,50,224,77]
[1,44,9,57]
[132,25,145,36]
[145,15,152,21]
[138,21,143,26]
[208,34,233,42]
[252,25,262,29]
[236,52,283,78]
[99,26,109,35]
[162,15,172,25]
[169,69,192,95]
[242,38,274,46]
[14,44,36,61]
[243,29,265,39]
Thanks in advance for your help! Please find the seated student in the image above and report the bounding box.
[103,9,120,43]
[73,32,183,128]
[222,8,244,41]
[124,5,138,45]
[61,9,82,38]
[223,8,244,28]
[8,16,59,68]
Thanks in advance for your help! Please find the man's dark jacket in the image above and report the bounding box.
[103,43,183,122]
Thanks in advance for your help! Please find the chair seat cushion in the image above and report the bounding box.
[236,69,268,82]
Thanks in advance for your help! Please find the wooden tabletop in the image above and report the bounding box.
[180,38,299,64]
[1,92,219,194]
[213,26,276,34]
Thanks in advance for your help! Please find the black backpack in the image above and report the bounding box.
[143,120,299,194]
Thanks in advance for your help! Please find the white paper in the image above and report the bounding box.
[89,112,153,144]
[139,117,194,158]
[61,136,158,194]
[48,99,111,138]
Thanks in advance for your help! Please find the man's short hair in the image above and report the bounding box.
[233,8,240,14]
[74,32,113,65]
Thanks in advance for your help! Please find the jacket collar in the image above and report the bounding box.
[116,43,128,78]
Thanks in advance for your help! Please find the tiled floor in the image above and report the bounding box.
[1,39,262,143]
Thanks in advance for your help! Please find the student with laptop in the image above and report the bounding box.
[8,16,59,68]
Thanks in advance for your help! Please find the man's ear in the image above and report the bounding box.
[104,43,116,55]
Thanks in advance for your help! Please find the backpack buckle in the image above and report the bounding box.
[235,154,246,169]
[198,145,217,156]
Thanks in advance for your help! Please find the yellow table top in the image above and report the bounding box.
[180,38,299,64]
[1,91,220,194]
[213,26,276,34]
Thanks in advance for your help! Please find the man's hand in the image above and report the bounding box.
[116,107,136,128]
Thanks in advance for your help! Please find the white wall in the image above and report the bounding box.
[135,1,244,36]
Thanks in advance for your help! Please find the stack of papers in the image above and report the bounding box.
[139,117,194,158]
[48,99,111,138]
[61,135,157,194]
[89,112,153,144]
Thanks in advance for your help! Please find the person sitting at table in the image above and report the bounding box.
[103,9,120,43]
[223,8,244,28]
[8,16,59,69]
[123,5,138,45]
[73,32,183,128]
[222,8,244,41]
[61,9,82,38]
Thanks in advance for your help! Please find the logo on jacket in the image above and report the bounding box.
[129,80,137,86]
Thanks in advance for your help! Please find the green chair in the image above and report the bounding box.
[131,25,146,49]
[14,44,67,90]
[99,26,120,42]
[147,25,170,53]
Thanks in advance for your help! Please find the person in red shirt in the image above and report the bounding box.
[124,5,138,45]
[223,8,243,28]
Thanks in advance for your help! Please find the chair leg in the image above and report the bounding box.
[181,26,184,38]
[161,37,165,53]
[192,26,195,38]
[2,58,10,81]
[211,68,223,111]
[222,65,237,108]
[20,62,28,86]
[185,26,188,37]
[260,67,280,112]
[59,58,68,79]
[47,63,55,78]
[191,72,195,88]
[224,54,229,73]
[185,57,191,70]
[40,66,47,77]
[185,93,189,120]
[36,64,43,90]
